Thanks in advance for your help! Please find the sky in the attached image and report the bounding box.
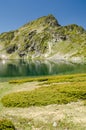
[0,0,86,33]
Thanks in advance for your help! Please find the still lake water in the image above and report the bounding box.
[0,59,86,80]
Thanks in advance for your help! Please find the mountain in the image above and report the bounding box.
[0,14,86,62]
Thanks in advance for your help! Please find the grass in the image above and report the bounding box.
[0,118,15,130]
[0,73,86,129]
[1,73,86,107]
[1,107,86,130]
[9,73,86,84]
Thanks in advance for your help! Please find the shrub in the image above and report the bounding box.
[0,119,15,130]
[1,74,86,107]
[1,82,86,107]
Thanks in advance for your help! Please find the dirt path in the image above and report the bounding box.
[11,82,41,92]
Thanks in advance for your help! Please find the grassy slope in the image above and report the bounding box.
[51,25,86,61]
[0,74,86,129]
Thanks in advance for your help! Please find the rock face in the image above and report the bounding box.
[0,14,86,62]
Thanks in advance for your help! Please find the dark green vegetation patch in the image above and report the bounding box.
[0,118,15,130]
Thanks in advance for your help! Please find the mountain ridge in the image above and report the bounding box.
[0,14,86,62]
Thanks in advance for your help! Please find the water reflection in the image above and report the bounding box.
[0,59,86,78]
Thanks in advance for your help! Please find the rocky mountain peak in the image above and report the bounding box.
[0,14,86,62]
[23,14,60,29]
[42,14,60,26]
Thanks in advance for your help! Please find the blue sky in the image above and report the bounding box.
[0,0,86,33]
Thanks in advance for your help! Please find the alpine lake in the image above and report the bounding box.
[0,59,86,81]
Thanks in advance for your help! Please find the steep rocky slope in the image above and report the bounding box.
[0,14,86,62]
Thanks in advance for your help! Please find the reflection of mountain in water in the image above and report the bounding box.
[0,59,86,77]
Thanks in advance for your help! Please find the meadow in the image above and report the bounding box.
[0,73,86,130]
